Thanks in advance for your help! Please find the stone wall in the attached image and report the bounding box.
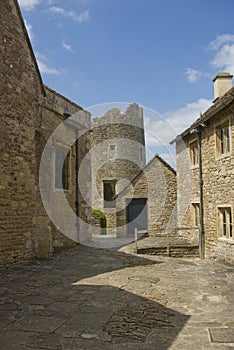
[116,155,177,237]
[176,90,234,264]
[175,138,200,242]
[35,87,92,256]
[0,0,91,267]
[0,0,44,266]
[91,104,146,231]
[202,105,234,264]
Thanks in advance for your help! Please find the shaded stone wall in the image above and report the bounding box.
[116,155,177,237]
[35,87,91,256]
[175,138,200,242]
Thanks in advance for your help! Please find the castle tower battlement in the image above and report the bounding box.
[90,103,146,233]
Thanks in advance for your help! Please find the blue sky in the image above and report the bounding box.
[19,0,234,166]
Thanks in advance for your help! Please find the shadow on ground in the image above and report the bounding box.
[0,245,189,349]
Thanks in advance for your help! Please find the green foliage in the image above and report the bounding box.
[91,209,107,228]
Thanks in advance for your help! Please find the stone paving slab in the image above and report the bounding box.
[0,244,234,349]
[209,328,234,343]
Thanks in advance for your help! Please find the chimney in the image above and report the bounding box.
[213,72,233,100]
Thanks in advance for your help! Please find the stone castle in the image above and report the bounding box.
[91,104,146,233]
[1,0,234,267]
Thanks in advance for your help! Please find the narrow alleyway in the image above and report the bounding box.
[0,245,234,350]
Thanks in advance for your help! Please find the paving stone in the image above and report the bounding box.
[0,330,37,348]
[55,324,85,338]
[59,337,112,350]
[209,328,234,343]
[112,343,164,350]
[80,332,98,339]
[27,333,61,349]
[10,315,65,333]
[67,311,111,330]
[0,245,234,349]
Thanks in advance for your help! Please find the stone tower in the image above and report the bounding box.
[91,103,146,232]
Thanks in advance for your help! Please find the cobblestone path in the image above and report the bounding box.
[0,245,234,349]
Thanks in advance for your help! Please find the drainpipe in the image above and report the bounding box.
[197,125,205,259]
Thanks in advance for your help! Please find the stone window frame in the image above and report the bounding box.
[54,142,71,192]
[191,202,200,227]
[217,205,233,240]
[189,138,199,168]
[103,180,117,208]
[215,117,232,159]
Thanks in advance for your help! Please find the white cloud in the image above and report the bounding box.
[185,68,202,83]
[208,34,234,74]
[37,60,59,74]
[24,20,34,41]
[49,7,90,22]
[208,34,234,50]
[35,52,59,75]
[211,44,234,74]
[18,0,41,11]
[62,42,74,53]
[144,98,212,148]
[77,10,90,22]
[165,98,212,133]
[184,34,234,84]
[145,117,176,147]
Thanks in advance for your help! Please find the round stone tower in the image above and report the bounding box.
[91,103,146,233]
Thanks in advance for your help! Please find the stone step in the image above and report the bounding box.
[137,244,199,258]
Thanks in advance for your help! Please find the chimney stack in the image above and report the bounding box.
[213,72,233,100]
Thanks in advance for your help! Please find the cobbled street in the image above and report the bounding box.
[0,244,234,350]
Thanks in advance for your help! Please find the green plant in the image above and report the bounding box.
[91,209,107,228]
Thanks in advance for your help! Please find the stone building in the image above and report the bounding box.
[0,0,91,267]
[171,73,234,265]
[91,104,146,232]
[116,154,177,238]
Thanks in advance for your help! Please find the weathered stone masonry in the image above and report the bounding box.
[116,155,177,237]
[0,0,91,266]
[173,74,234,265]
[91,104,146,232]
[0,0,44,266]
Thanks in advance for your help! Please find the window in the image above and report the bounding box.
[109,145,116,161]
[103,180,116,208]
[216,123,231,156]
[192,203,200,227]
[218,207,232,239]
[190,140,198,166]
[55,149,70,190]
